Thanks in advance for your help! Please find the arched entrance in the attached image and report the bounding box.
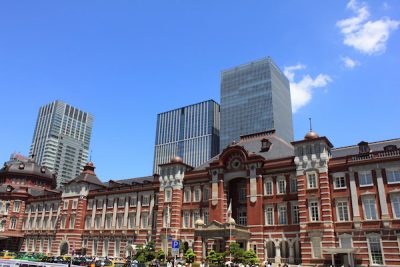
[265,241,275,262]
[280,240,289,262]
[60,241,69,256]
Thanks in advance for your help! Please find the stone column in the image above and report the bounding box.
[91,200,97,228]
[123,197,129,228]
[275,242,281,263]
[101,199,107,228]
[112,199,117,228]
[349,171,361,228]
[376,169,390,227]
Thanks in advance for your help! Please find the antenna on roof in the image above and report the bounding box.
[89,150,92,162]
[309,117,313,132]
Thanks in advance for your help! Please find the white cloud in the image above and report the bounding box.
[337,0,399,55]
[341,56,360,69]
[284,65,332,113]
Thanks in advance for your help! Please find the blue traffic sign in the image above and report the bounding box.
[172,240,180,249]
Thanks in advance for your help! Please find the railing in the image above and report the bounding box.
[266,258,275,263]
[349,149,400,162]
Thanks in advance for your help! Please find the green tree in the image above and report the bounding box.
[229,242,245,263]
[156,249,165,262]
[206,250,225,265]
[243,250,259,265]
[184,249,196,264]
[144,241,156,262]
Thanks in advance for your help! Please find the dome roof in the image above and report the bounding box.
[0,159,56,181]
[170,156,183,163]
[304,131,320,140]
[227,217,236,224]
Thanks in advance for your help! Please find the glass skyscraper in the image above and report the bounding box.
[153,100,220,174]
[220,57,294,150]
[29,100,94,186]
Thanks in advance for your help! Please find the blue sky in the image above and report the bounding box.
[0,0,399,181]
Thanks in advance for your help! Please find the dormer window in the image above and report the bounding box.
[384,145,397,151]
[358,141,370,154]
[261,138,272,152]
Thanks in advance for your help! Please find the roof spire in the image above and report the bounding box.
[309,117,313,132]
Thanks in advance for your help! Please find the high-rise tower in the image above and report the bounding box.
[220,57,294,150]
[29,100,94,186]
[153,100,220,174]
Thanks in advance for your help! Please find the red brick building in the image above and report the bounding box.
[1,130,400,267]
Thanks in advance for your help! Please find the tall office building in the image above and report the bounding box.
[29,100,94,186]
[220,57,294,150]
[153,100,220,174]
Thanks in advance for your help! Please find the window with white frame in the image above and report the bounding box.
[203,209,209,225]
[194,187,201,202]
[336,200,350,221]
[69,215,75,229]
[142,195,150,206]
[72,200,78,209]
[292,204,299,224]
[10,217,17,229]
[359,171,373,186]
[334,176,346,189]
[85,216,91,229]
[128,213,135,229]
[107,199,114,208]
[277,178,286,194]
[51,217,56,229]
[237,208,247,226]
[115,240,120,257]
[184,188,191,202]
[363,196,377,220]
[60,216,66,229]
[387,169,400,184]
[141,212,148,228]
[164,189,172,203]
[63,200,69,209]
[118,197,125,207]
[97,199,103,208]
[278,205,287,224]
[116,214,123,229]
[264,179,273,195]
[103,239,109,256]
[93,240,98,255]
[368,236,384,265]
[290,177,297,193]
[48,239,52,253]
[87,200,93,209]
[203,186,209,201]
[13,201,20,212]
[95,215,101,229]
[183,211,190,228]
[192,210,200,227]
[307,172,318,189]
[311,237,322,258]
[130,196,137,207]
[391,193,400,219]
[105,215,112,229]
[238,187,246,202]
[265,206,274,225]
[309,201,320,221]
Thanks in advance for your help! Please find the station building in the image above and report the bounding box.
[1,130,400,267]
